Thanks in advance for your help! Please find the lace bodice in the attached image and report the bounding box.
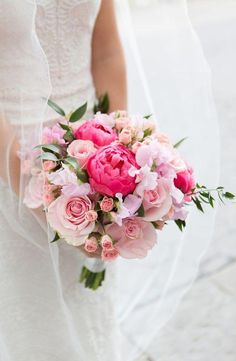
[36,0,101,116]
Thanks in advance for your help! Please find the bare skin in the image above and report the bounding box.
[0,0,127,258]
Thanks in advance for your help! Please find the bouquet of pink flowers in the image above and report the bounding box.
[24,96,234,290]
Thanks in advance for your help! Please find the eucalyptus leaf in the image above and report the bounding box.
[175,219,186,231]
[39,152,59,162]
[35,144,61,154]
[174,137,188,149]
[93,93,110,114]
[223,191,235,199]
[69,102,87,123]
[137,203,145,217]
[47,99,66,116]
[59,123,71,131]
[63,130,74,142]
[144,114,152,119]
[77,170,89,183]
[143,128,152,138]
[63,157,79,170]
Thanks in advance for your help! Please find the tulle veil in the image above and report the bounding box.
[0,0,219,360]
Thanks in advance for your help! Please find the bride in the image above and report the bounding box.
[0,1,126,360]
[0,1,220,360]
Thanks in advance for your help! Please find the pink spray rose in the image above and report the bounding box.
[101,248,119,261]
[67,140,96,168]
[84,236,98,253]
[47,195,95,246]
[86,144,139,197]
[115,117,131,131]
[119,127,133,145]
[100,196,114,212]
[106,217,157,259]
[174,166,196,195]
[43,160,57,172]
[43,184,58,206]
[100,235,114,250]
[74,120,117,147]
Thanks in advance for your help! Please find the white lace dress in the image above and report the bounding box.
[0,1,121,360]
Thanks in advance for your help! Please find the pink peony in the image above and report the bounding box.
[101,248,119,261]
[100,197,114,212]
[106,217,157,259]
[84,237,98,253]
[47,195,95,246]
[42,123,66,145]
[74,120,117,147]
[143,179,172,221]
[67,140,96,168]
[86,144,139,197]
[174,166,196,195]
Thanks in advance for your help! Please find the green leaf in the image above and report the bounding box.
[38,152,59,162]
[93,93,110,114]
[77,170,89,183]
[174,137,188,149]
[223,191,235,200]
[35,144,61,154]
[59,123,71,131]
[192,197,204,212]
[69,102,87,122]
[143,114,152,119]
[47,99,66,116]
[143,128,152,138]
[63,130,74,142]
[217,186,224,190]
[63,157,79,170]
[50,232,60,243]
[175,219,186,232]
[137,203,145,217]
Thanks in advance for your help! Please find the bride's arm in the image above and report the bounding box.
[92,0,127,111]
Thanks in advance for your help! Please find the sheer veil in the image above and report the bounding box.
[0,1,220,360]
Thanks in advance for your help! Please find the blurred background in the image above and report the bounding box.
[128,0,236,360]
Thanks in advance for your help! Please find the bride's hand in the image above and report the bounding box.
[77,245,102,259]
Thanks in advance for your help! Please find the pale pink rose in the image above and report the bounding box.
[115,117,131,131]
[100,235,114,250]
[101,248,119,261]
[42,123,66,145]
[43,160,57,172]
[132,142,142,154]
[23,171,44,209]
[84,237,98,253]
[119,127,132,145]
[100,197,114,212]
[47,194,95,246]
[174,166,196,195]
[87,144,139,197]
[85,210,98,222]
[43,184,58,206]
[74,120,117,147]
[106,217,157,259]
[143,179,172,221]
[67,140,96,168]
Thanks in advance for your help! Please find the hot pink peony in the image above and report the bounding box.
[74,120,117,147]
[174,166,196,195]
[106,217,157,259]
[47,195,95,246]
[86,144,139,197]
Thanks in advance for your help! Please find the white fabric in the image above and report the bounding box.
[0,1,121,361]
[0,1,220,360]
